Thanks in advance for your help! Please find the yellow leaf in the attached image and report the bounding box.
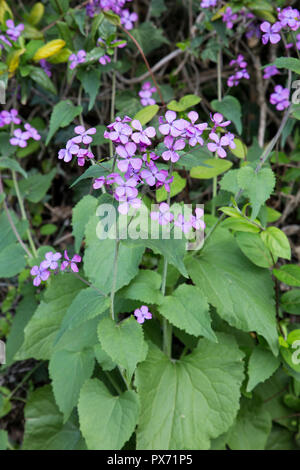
[7,48,25,75]
[47,48,71,64]
[27,3,45,26]
[33,39,66,61]
[0,0,12,24]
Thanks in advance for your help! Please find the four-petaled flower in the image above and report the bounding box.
[6,20,24,41]
[131,120,156,146]
[207,133,230,158]
[58,139,80,163]
[260,22,281,45]
[150,202,174,225]
[30,265,50,287]
[10,129,30,148]
[73,126,97,145]
[40,251,62,270]
[24,123,41,141]
[61,250,82,272]
[134,305,152,324]
[159,111,187,137]
[69,50,86,69]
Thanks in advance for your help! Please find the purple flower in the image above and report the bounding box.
[260,22,281,45]
[150,203,174,225]
[69,50,86,70]
[159,111,187,138]
[270,85,290,111]
[0,109,21,126]
[77,148,94,166]
[0,34,12,49]
[134,305,152,324]
[58,139,80,163]
[141,163,168,187]
[174,214,193,234]
[229,54,247,69]
[201,0,218,8]
[30,265,50,287]
[40,251,62,270]
[277,7,300,31]
[190,208,206,230]
[131,120,156,146]
[61,250,82,272]
[6,20,24,41]
[24,123,41,141]
[263,65,280,79]
[207,133,230,158]
[162,135,185,163]
[72,126,97,145]
[139,82,157,106]
[39,59,52,77]
[225,132,236,150]
[10,129,30,148]
[116,142,142,172]
[107,121,132,144]
[210,113,231,130]
[222,7,238,29]
[186,111,207,147]
[93,176,106,190]
[121,9,138,30]
[114,175,141,214]
[99,54,111,65]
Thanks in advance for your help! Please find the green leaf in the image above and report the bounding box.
[135,334,244,449]
[219,169,239,194]
[102,10,120,25]
[167,94,201,112]
[190,158,232,179]
[237,167,275,219]
[0,430,8,450]
[133,105,159,126]
[46,100,83,145]
[94,343,116,371]
[72,195,99,252]
[226,398,272,450]
[84,215,144,294]
[156,171,186,202]
[211,96,242,134]
[0,157,27,178]
[78,379,139,450]
[235,232,274,268]
[231,139,247,159]
[273,264,300,286]
[55,287,109,342]
[23,385,85,450]
[120,270,163,305]
[17,169,56,203]
[49,348,95,421]
[273,57,300,74]
[247,347,280,392]
[28,65,57,94]
[158,284,216,342]
[16,275,83,360]
[261,227,291,260]
[70,162,111,188]
[281,290,300,315]
[97,316,148,379]
[0,211,28,251]
[77,68,101,112]
[220,216,260,233]
[130,22,169,55]
[185,229,278,354]
[0,244,26,278]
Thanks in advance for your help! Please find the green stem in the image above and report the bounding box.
[12,170,38,258]
[212,46,222,217]
[110,239,120,321]
[103,370,122,395]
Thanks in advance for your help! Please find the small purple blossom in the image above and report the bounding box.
[114,175,141,214]
[106,121,132,144]
[93,176,106,190]
[61,250,82,272]
[72,126,97,145]
[174,214,193,234]
[131,120,156,146]
[58,139,80,163]
[24,124,41,141]
[159,111,187,138]
[201,0,218,8]
[40,251,62,270]
[10,129,30,148]
[222,7,238,29]
[210,113,231,130]
[150,203,174,225]
[30,265,50,287]
[6,20,24,41]
[0,109,21,127]
[99,54,111,65]
[270,85,290,111]
[162,135,185,163]
[263,65,280,79]
[277,7,300,31]
[134,305,152,324]
[141,162,168,187]
[208,133,230,158]
[121,9,138,30]
[260,22,281,45]
[190,208,206,230]
[39,59,52,77]
[69,50,86,70]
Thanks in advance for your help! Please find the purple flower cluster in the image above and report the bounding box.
[150,203,205,234]
[200,0,218,8]
[2,108,42,149]
[69,50,86,70]
[91,111,234,214]
[263,65,280,80]
[260,7,300,45]
[227,54,250,88]
[139,82,157,107]
[5,20,24,42]
[86,0,137,30]
[0,109,20,127]
[30,250,81,286]
[58,126,96,166]
[270,85,290,111]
